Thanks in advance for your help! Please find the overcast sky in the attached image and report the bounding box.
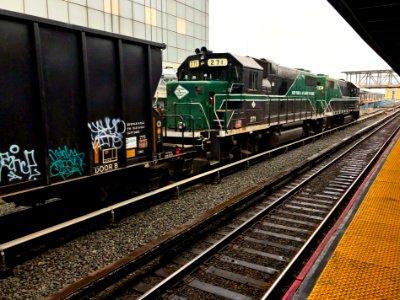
[208,0,391,80]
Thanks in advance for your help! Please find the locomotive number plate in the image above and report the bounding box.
[189,60,199,68]
[207,58,228,67]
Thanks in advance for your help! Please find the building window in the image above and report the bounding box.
[145,7,157,26]
[177,18,186,34]
[133,3,145,22]
[104,0,119,15]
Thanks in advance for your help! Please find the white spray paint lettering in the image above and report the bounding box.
[87,117,126,149]
[0,145,40,183]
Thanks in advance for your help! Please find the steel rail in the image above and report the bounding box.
[262,113,400,299]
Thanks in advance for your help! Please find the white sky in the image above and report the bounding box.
[208,0,391,80]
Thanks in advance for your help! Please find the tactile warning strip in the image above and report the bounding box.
[308,137,400,299]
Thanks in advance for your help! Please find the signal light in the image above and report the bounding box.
[175,148,181,155]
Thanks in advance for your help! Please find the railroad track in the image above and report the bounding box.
[46,111,400,299]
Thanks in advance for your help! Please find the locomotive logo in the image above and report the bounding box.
[174,85,189,99]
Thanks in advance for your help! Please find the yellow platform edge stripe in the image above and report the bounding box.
[308,137,400,299]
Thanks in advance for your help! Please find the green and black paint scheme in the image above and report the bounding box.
[164,50,360,167]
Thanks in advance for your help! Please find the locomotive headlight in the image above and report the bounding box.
[178,121,186,131]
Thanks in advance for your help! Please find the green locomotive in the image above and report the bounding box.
[163,48,360,169]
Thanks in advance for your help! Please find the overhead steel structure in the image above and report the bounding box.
[327,1,400,76]
[342,69,400,89]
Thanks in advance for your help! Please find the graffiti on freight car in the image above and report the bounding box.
[88,117,126,149]
[48,146,86,180]
[0,145,40,183]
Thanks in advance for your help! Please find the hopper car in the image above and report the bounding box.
[0,9,170,206]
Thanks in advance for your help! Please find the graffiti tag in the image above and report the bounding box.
[48,146,86,180]
[0,145,41,183]
[88,117,126,149]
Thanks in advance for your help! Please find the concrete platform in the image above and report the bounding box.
[285,129,400,299]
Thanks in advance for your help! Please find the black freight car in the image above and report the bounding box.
[0,9,167,205]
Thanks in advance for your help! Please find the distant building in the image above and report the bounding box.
[0,0,209,69]
[154,66,177,108]
[385,88,400,100]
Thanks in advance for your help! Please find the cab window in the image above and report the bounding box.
[249,71,258,90]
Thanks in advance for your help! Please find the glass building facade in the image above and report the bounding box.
[0,0,209,68]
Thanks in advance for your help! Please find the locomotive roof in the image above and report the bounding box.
[230,53,263,71]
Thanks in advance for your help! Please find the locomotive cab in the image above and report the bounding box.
[163,50,267,165]
[164,51,263,136]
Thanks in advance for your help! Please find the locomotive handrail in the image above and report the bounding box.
[224,96,228,131]
[212,95,319,133]
[214,96,236,131]
[307,98,317,115]
[228,82,244,94]
[171,102,211,139]
[318,99,333,114]
[301,98,317,119]
[215,94,273,130]
[328,98,360,114]
[162,114,196,144]
[212,98,223,130]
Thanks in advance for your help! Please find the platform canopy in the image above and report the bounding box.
[327,1,400,75]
